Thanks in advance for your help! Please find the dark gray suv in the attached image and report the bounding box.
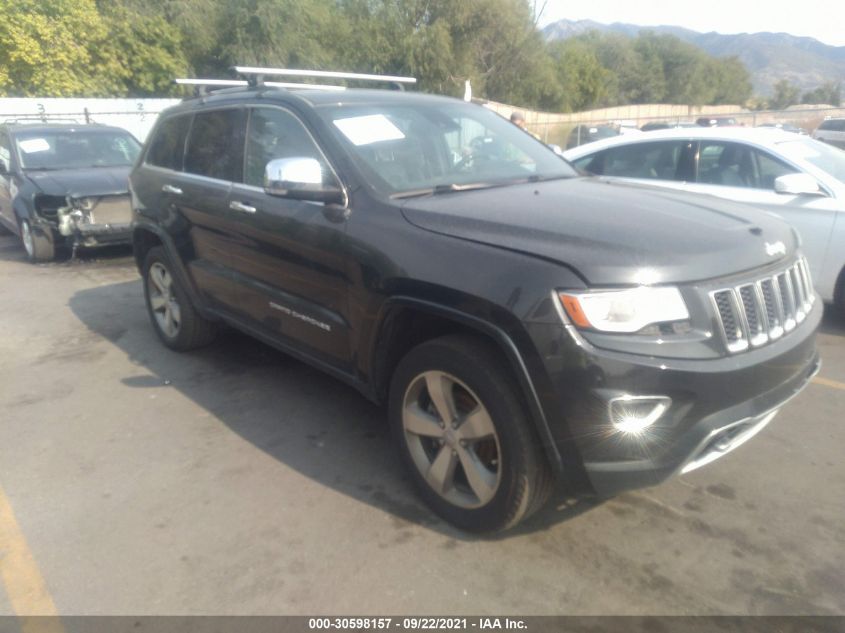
[0,121,141,262]
[129,82,821,532]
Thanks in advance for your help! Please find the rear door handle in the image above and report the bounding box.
[229,200,257,214]
[162,184,183,195]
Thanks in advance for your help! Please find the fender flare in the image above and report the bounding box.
[373,296,564,474]
[132,221,208,314]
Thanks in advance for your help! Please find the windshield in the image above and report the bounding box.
[317,101,576,195]
[15,129,142,170]
[778,138,845,183]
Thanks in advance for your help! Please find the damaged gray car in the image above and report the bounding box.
[0,121,141,262]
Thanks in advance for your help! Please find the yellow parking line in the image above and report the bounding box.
[0,483,64,633]
[812,376,845,391]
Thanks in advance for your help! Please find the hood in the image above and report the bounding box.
[400,177,798,286]
[25,167,131,198]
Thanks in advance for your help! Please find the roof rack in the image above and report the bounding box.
[233,66,416,90]
[264,81,346,91]
[4,116,83,125]
[174,78,248,96]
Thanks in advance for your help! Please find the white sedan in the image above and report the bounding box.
[563,127,845,309]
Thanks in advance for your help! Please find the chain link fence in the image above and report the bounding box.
[0,98,182,141]
[479,100,845,149]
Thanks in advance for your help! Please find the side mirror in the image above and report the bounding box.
[774,173,824,196]
[548,144,564,157]
[264,157,345,206]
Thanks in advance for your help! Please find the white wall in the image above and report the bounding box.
[0,98,182,141]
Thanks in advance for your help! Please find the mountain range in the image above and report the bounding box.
[542,19,845,96]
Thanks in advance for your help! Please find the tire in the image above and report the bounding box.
[19,219,55,262]
[142,246,217,351]
[389,334,552,533]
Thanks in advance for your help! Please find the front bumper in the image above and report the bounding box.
[530,296,822,497]
[74,222,133,246]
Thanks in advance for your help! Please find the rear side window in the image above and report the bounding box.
[601,142,686,180]
[146,115,191,170]
[819,119,845,132]
[575,141,688,181]
[184,109,246,182]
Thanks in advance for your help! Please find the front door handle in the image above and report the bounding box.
[229,200,257,214]
[162,184,183,195]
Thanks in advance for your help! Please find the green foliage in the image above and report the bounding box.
[770,80,801,109]
[801,82,841,106]
[0,0,756,110]
[0,0,105,96]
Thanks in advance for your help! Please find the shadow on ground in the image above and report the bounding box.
[68,278,600,538]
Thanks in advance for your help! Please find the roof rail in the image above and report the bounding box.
[264,81,346,92]
[174,78,248,96]
[4,116,83,125]
[233,66,416,90]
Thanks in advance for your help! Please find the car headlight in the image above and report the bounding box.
[558,287,689,333]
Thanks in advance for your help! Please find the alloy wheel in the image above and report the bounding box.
[147,262,181,338]
[402,371,502,509]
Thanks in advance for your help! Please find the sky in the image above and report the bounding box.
[536,0,845,47]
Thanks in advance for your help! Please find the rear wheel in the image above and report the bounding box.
[19,219,55,262]
[389,335,552,532]
[143,246,217,351]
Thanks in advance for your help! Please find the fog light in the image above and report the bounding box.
[608,395,672,434]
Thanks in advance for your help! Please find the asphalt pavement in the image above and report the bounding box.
[0,234,843,616]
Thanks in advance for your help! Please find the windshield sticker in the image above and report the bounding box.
[18,138,51,154]
[333,114,405,146]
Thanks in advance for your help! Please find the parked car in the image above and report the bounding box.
[641,121,698,132]
[565,124,619,149]
[758,122,807,135]
[0,120,142,262]
[696,116,739,127]
[813,117,845,149]
[563,127,845,311]
[130,78,820,532]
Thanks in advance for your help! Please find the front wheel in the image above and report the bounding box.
[389,335,552,533]
[19,219,55,262]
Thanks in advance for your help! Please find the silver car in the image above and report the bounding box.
[563,127,845,310]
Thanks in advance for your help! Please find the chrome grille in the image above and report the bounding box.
[710,258,814,354]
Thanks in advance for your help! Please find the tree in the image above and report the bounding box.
[96,3,189,96]
[770,80,801,110]
[801,82,841,106]
[549,39,610,111]
[0,0,106,96]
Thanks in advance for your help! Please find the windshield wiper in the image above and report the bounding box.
[391,182,506,200]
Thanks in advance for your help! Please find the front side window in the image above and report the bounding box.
[698,141,799,189]
[146,115,191,171]
[751,149,799,189]
[244,107,328,187]
[15,129,141,171]
[184,109,246,182]
[316,101,576,195]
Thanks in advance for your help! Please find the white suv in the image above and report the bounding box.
[813,118,845,149]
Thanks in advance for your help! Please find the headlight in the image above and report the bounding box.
[558,287,689,333]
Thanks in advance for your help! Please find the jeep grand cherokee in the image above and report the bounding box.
[129,84,820,532]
